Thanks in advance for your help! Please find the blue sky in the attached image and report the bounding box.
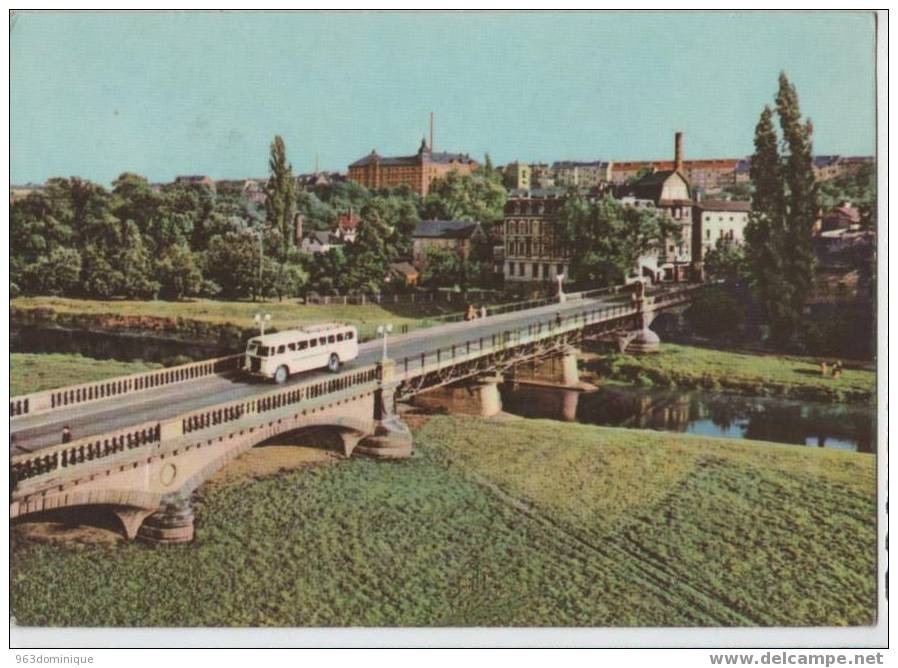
[10,10,877,185]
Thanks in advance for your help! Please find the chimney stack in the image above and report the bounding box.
[674,132,683,173]
[675,131,684,172]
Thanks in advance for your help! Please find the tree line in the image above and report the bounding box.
[10,138,508,301]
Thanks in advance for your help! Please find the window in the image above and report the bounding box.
[542,263,549,279]
[557,264,564,275]
[532,263,539,278]
[346,331,354,340]
[519,262,525,277]
[705,230,711,240]
[258,346,270,357]
[288,343,296,351]
[310,338,318,348]
[337,333,344,342]
[319,337,327,345]
[298,341,308,350]
[277,345,286,354]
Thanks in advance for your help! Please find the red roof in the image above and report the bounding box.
[337,212,360,230]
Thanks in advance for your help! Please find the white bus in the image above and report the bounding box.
[244,323,359,383]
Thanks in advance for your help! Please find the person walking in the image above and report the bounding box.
[61,425,72,444]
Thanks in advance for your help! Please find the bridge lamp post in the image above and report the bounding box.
[556,273,566,304]
[254,313,271,336]
[377,323,393,361]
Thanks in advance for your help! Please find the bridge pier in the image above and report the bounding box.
[621,284,661,354]
[411,373,504,418]
[353,361,414,459]
[507,347,584,389]
[113,507,156,541]
[137,498,195,545]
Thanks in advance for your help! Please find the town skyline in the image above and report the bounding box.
[11,11,877,184]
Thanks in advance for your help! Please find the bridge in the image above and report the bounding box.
[9,283,699,544]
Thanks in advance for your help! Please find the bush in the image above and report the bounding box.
[685,287,745,338]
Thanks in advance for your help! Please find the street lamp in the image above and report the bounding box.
[556,273,566,304]
[377,323,393,361]
[254,313,271,336]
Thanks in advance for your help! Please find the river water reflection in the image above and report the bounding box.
[500,384,875,453]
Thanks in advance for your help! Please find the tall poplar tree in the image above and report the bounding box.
[744,73,817,346]
[265,135,295,260]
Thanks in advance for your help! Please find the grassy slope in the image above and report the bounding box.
[10,417,876,627]
[11,296,462,332]
[11,353,161,396]
[595,343,874,403]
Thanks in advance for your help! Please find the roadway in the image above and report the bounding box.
[10,291,635,455]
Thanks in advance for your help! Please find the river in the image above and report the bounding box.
[500,383,875,453]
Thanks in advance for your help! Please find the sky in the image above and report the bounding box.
[10,10,878,185]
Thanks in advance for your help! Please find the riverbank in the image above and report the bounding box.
[10,353,161,396]
[587,343,874,404]
[10,415,876,627]
[11,296,465,349]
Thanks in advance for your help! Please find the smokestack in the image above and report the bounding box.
[429,111,434,151]
[675,131,684,172]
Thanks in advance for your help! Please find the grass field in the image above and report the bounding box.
[593,343,875,404]
[10,416,876,627]
[11,353,161,396]
[11,296,464,333]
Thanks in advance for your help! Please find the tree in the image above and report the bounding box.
[421,247,463,288]
[156,244,204,300]
[81,244,122,298]
[115,221,161,299]
[557,194,680,287]
[703,238,746,283]
[303,247,349,296]
[22,248,82,296]
[422,168,507,233]
[685,286,745,339]
[744,73,818,346]
[265,135,295,260]
[206,232,265,300]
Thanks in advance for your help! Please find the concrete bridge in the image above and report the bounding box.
[9,283,699,544]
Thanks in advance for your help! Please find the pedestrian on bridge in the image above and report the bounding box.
[61,425,72,444]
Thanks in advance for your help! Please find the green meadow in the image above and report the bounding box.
[11,353,161,396]
[10,416,876,627]
[593,343,875,404]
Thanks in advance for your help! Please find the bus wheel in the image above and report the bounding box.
[328,353,340,373]
[274,365,289,384]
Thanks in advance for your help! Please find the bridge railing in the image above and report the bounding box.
[10,419,163,487]
[177,366,380,437]
[10,353,245,420]
[10,364,382,490]
[395,285,700,380]
[397,299,642,379]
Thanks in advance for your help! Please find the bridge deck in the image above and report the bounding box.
[11,291,636,454]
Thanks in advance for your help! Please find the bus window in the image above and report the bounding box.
[258,346,270,357]
[310,339,317,347]
[247,341,259,354]
[277,345,285,354]
[328,335,335,344]
[319,337,326,345]
[288,343,296,351]
[337,333,344,342]
[299,341,308,350]
[346,331,354,340]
